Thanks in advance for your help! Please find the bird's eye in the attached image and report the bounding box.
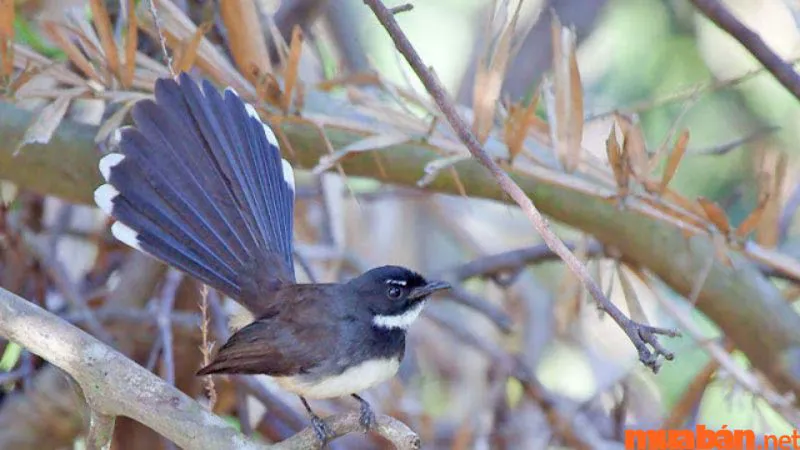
[387,286,403,299]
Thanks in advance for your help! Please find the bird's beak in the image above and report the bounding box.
[408,280,451,300]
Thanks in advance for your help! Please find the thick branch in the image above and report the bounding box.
[0,286,265,450]
[0,286,419,449]
[2,94,800,400]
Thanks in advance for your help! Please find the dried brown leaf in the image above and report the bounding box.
[659,130,689,193]
[615,114,648,179]
[503,91,541,162]
[606,123,628,196]
[735,193,769,239]
[174,21,212,73]
[551,17,584,172]
[0,0,13,77]
[220,0,270,86]
[14,94,75,155]
[254,70,283,108]
[90,0,120,83]
[697,197,731,236]
[472,2,520,145]
[42,21,100,82]
[282,25,303,114]
[122,0,138,88]
[756,150,787,248]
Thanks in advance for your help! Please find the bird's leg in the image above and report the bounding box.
[299,396,333,443]
[351,394,376,432]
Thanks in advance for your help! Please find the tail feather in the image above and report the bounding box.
[94,73,296,309]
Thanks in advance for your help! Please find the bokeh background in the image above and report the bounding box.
[1,0,799,448]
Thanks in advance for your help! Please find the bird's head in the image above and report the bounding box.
[348,265,450,330]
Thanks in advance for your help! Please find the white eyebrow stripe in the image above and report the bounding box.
[385,279,407,286]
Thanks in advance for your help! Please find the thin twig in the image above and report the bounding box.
[688,0,800,102]
[21,231,114,344]
[86,410,116,450]
[362,0,678,370]
[147,0,175,76]
[198,284,217,410]
[157,270,182,386]
[441,240,605,282]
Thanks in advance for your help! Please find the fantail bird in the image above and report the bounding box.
[93,73,451,442]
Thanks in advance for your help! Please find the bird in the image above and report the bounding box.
[93,72,450,442]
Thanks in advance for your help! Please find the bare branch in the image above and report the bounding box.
[0,286,420,449]
[0,286,266,450]
[362,0,677,370]
[688,0,800,101]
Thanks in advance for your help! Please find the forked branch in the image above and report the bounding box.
[0,286,418,450]
[361,0,679,370]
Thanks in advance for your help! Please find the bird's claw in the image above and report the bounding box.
[310,414,334,444]
[358,401,377,433]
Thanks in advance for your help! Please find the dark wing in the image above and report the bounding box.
[196,297,338,376]
[94,73,295,313]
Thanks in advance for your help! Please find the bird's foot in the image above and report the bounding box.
[300,396,334,444]
[309,413,334,443]
[353,394,377,433]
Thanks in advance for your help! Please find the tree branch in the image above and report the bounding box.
[3,92,800,400]
[688,0,800,101]
[0,285,265,450]
[0,286,419,449]
[361,0,677,370]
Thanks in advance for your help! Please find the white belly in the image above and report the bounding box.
[274,358,400,399]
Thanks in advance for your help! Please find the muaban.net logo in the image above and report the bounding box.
[625,426,800,449]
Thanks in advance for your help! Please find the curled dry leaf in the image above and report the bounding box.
[13,94,76,155]
[614,113,648,179]
[0,0,13,78]
[42,21,101,83]
[697,197,731,236]
[253,68,283,109]
[551,16,584,173]
[755,150,787,249]
[282,26,304,114]
[503,92,542,163]
[89,0,120,84]
[312,132,410,175]
[659,130,690,194]
[606,123,629,197]
[220,0,270,87]
[173,21,212,74]
[122,0,138,89]
[472,1,521,145]
[735,193,770,239]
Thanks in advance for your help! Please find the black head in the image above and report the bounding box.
[348,265,450,330]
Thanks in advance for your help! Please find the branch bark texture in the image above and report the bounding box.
[2,90,800,402]
[0,286,265,450]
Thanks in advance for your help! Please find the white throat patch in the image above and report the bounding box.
[373,301,426,330]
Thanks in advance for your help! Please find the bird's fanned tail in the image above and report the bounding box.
[94,73,296,310]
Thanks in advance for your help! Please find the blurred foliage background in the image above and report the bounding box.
[1,0,799,448]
